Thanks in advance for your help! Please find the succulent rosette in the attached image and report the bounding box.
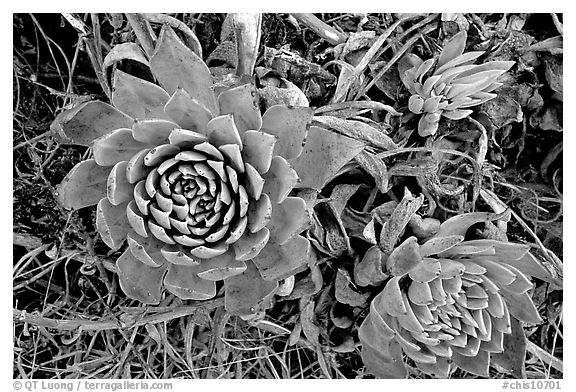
[399,30,514,136]
[54,25,363,315]
[359,211,553,378]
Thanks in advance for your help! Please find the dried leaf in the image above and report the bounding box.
[355,245,387,287]
[379,189,424,253]
[355,150,389,193]
[335,269,370,307]
[314,116,397,151]
[300,298,320,346]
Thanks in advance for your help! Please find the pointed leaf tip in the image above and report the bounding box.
[150,24,217,114]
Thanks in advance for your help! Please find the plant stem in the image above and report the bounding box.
[291,13,347,45]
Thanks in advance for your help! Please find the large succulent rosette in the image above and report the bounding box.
[399,30,514,136]
[359,212,552,378]
[53,25,365,315]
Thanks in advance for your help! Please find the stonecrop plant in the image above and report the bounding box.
[359,209,552,378]
[399,30,515,136]
[54,24,363,316]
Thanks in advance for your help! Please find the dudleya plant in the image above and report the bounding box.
[399,30,514,137]
[359,210,551,378]
[54,24,361,316]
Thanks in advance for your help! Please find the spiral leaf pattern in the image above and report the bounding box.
[359,212,549,378]
[55,24,318,314]
[398,30,514,136]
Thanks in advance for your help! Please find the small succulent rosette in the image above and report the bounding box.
[54,25,362,316]
[399,30,514,136]
[359,211,552,378]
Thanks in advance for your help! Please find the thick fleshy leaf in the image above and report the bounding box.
[189,243,228,259]
[51,101,133,146]
[434,51,484,77]
[502,264,534,294]
[261,105,313,159]
[242,130,277,174]
[407,280,433,306]
[335,269,370,307]
[436,30,467,70]
[419,235,465,257]
[112,70,171,120]
[252,235,314,281]
[219,143,245,173]
[417,113,440,137]
[359,315,393,353]
[380,277,408,317]
[164,88,213,134]
[126,200,148,237]
[504,251,557,285]
[57,159,109,210]
[161,245,201,266]
[452,350,490,377]
[103,42,149,74]
[164,264,216,300]
[361,341,407,378]
[435,211,505,238]
[267,196,308,245]
[416,357,450,378]
[398,53,423,91]
[107,161,133,205]
[168,128,208,147]
[354,245,388,287]
[499,289,543,324]
[127,232,166,267]
[261,156,299,204]
[410,258,442,283]
[93,128,149,166]
[442,109,473,120]
[290,126,365,190]
[386,236,422,277]
[126,148,151,183]
[144,144,180,166]
[150,25,217,114]
[232,227,270,261]
[395,293,425,333]
[116,248,167,305]
[244,163,264,199]
[217,83,262,134]
[491,317,527,378]
[96,198,130,250]
[132,119,178,146]
[368,297,396,337]
[207,114,243,148]
[462,240,528,260]
[224,260,278,316]
[247,193,272,233]
[196,249,248,280]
